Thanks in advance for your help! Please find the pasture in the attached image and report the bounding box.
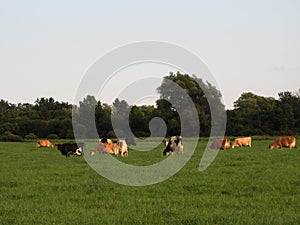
[1,139,300,224]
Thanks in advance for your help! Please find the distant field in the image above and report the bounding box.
[1,140,300,225]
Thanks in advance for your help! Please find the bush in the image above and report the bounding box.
[134,131,150,137]
[65,131,75,139]
[106,130,116,138]
[0,131,23,142]
[24,133,38,140]
[46,134,60,139]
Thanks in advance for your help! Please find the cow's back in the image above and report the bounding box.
[232,137,251,148]
[37,140,54,148]
[269,137,297,149]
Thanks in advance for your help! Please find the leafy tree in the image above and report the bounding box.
[228,92,277,135]
[95,101,112,137]
[156,72,225,136]
[111,98,130,138]
[227,91,300,136]
[129,105,155,137]
[74,95,98,138]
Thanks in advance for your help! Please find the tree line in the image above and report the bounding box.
[0,72,299,141]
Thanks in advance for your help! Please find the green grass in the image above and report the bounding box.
[1,140,300,224]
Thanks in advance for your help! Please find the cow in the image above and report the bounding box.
[90,142,107,156]
[231,137,252,148]
[208,138,230,150]
[118,140,128,157]
[163,136,183,156]
[99,138,118,155]
[56,142,85,157]
[36,140,54,148]
[269,137,297,150]
[91,139,128,156]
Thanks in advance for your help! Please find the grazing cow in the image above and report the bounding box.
[232,137,252,148]
[208,138,230,150]
[269,137,297,150]
[36,140,54,148]
[163,136,183,156]
[57,143,85,157]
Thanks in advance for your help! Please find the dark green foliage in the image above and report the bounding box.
[0,75,299,139]
[0,131,23,142]
[24,133,38,140]
[46,134,59,139]
[227,90,300,136]
[156,72,225,136]
[0,98,73,140]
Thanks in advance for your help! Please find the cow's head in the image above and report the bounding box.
[75,148,83,156]
[163,138,169,147]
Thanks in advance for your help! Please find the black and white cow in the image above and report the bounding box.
[57,143,85,157]
[163,136,183,156]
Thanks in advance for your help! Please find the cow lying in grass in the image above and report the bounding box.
[90,138,128,157]
[57,142,85,157]
[231,137,252,148]
[36,140,54,148]
[208,138,230,150]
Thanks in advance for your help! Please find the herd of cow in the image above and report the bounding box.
[36,136,184,157]
[36,140,85,157]
[36,136,297,158]
[208,136,297,150]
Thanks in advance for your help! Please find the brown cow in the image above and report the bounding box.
[90,142,107,155]
[36,140,54,148]
[99,138,118,155]
[269,137,297,149]
[232,137,252,148]
[208,138,230,150]
[91,139,128,156]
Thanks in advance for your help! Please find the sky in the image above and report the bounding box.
[0,0,299,109]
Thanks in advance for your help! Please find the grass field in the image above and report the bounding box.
[1,139,300,225]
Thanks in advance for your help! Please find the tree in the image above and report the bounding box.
[111,98,130,138]
[228,92,277,135]
[73,95,98,138]
[95,101,112,137]
[156,72,225,137]
[278,91,299,134]
[129,105,155,137]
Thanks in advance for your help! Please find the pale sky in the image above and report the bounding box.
[0,0,299,109]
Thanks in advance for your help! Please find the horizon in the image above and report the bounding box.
[1,88,298,110]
